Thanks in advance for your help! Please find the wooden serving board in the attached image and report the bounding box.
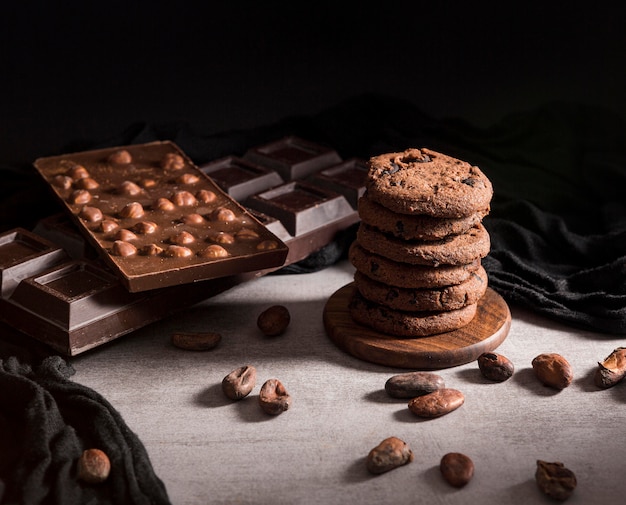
[323,283,511,370]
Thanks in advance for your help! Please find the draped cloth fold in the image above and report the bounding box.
[0,356,171,505]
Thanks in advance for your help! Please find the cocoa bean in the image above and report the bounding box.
[366,436,413,474]
[385,371,445,398]
[222,365,257,400]
[171,331,222,351]
[257,305,291,336]
[532,353,573,390]
[408,388,464,418]
[259,378,291,415]
[78,448,111,484]
[594,347,626,389]
[477,352,514,382]
[440,452,474,487]
[535,460,577,501]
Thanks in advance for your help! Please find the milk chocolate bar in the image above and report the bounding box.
[33,141,289,292]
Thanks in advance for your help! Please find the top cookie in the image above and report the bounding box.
[366,148,493,218]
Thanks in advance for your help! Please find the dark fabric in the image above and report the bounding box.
[0,354,171,505]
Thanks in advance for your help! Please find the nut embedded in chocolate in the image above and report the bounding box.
[132,221,158,235]
[163,245,193,258]
[154,197,176,211]
[118,201,144,219]
[79,206,103,222]
[198,245,229,258]
[66,164,90,180]
[169,231,195,245]
[210,207,236,222]
[171,190,197,207]
[53,174,73,189]
[207,231,234,244]
[69,189,92,204]
[256,240,279,250]
[176,173,200,185]
[181,213,205,225]
[108,149,132,164]
[100,219,119,233]
[161,152,185,170]
[115,229,138,242]
[75,177,100,190]
[112,240,137,257]
[196,189,217,203]
[236,228,260,241]
[119,180,143,196]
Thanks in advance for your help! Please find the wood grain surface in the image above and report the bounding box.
[323,283,511,369]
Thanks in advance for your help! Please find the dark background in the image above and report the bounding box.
[1,3,625,168]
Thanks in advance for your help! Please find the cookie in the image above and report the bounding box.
[356,223,490,266]
[353,265,488,312]
[348,288,478,337]
[348,242,481,289]
[358,193,488,241]
[366,148,493,218]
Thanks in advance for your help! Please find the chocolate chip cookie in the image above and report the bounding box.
[366,148,493,218]
[353,265,487,312]
[358,193,488,241]
[348,242,481,289]
[356,223,490,266]
[349,288,478,337]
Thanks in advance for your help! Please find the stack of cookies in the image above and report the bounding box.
[348,148,493,337]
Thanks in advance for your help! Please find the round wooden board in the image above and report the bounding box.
[323,283,511,370]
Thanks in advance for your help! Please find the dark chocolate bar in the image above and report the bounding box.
[33,141,289,292]
[0,228,68,297]
[0,253,248,356]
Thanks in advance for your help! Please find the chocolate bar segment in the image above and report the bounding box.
[0,228,68,297]
[307,158,368,209]
[243,136,342,180]
[33,141,288,292]
[199,156,284,201]
[244,181,355,237]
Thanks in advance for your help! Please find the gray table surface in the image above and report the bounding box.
[72,260,625,505]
